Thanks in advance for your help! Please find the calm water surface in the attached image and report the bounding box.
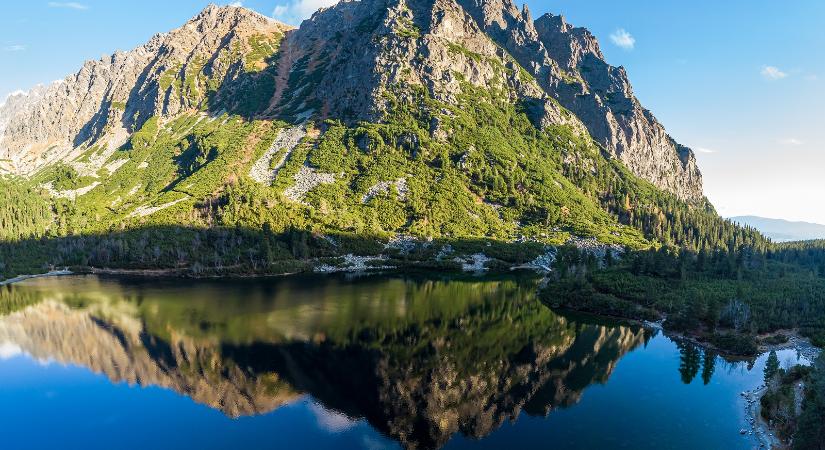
[0,274,810,449]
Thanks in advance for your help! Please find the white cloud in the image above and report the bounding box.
[228,1,243,6]
[2,45,26,52]
[47,2,89,10]
[272,0,339,25]
[695,147,716,154]
[779,138,803,146]
[308,401,357,433]
[361,436,391,450]
[761,66,787,80]
[0,342,23,360]
[0,89,29,108]
[609,29,635,50]
[0,90,28,108]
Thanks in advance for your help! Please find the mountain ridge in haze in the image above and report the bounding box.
[731,216,825,242]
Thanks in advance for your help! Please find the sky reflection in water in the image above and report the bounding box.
[0,274,809,450]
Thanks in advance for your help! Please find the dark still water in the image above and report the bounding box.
[0,274,809,449]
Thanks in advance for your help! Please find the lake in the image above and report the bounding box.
[0,273,810,449]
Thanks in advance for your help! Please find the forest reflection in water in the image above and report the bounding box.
[0,273,757,450]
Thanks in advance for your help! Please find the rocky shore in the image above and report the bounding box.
[639,320,820,450]
[742,384,784,449]
[0,270,73,286]
[759,333,821,364]
[743,334,820,450]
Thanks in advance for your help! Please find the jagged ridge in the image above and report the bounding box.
[1,0,701,202]
[0,0,756,273]
[0,5,291,175]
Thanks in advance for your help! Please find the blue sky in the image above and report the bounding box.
[2,1,824,222]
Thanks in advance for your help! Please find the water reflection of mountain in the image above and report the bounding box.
[0,275,652,450]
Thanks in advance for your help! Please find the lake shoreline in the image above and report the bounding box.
[660,324,819,449]
[757,332,821,362]
[554,295,822,361]
[0,270,74,286]
[0,266,340,286]
[0,264,544,287]
[6,268,815,361]
[561,307,757,360]
[749,335,821,450]
[1,268,818,449]
[743,384,786,450]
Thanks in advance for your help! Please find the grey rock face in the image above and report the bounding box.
[250,0,702,203]
[534,13,702,202]
[0,5,291,175]
[451,0,702,202]
[264,0,580,134]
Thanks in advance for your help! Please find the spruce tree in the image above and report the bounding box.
[764,351,780,383]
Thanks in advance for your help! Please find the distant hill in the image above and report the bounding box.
[730,216,825,242]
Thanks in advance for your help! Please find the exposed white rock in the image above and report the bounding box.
[313,254,393,273]
[385,235,419,254]
[249,126,307,184]
[42,181,101,200]
[283,166,336,203]
[436,244,454,260]
[568,237,624,264]
[103,158,129,175]
[129,196,189,218]
[73,125,132,177]
[454,253,490,272]
[522,249,557,272]
[362,177,408,203]
[395,178,408,200]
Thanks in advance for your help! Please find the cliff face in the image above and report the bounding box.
[452,0,703,202]
[0,0,702,201]
[534,13,703,202]
[266,0,703,201]
[257,0,583,132]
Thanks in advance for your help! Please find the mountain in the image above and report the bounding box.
[0,6,292,175]
[0,1,701,201]
[731,216,825,242]
[0,2,767,278]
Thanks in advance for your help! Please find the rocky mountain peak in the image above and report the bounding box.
[534,13,604,71]
[429,1,702,202]
[189,3,282,30]
[0,0,703,203]
[0,4,291,175]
